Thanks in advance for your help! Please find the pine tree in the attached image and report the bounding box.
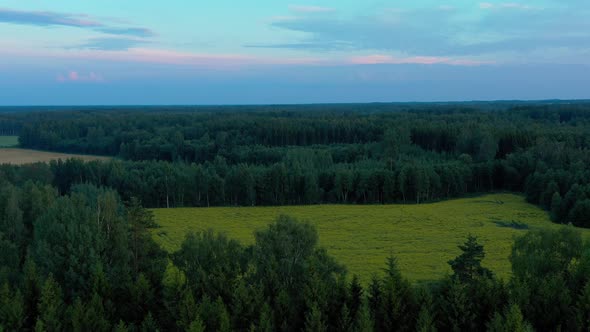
[69,297,84,332]
[380,256,416,332]
[216,297,231,332]
[448,235,492,282]
[367,275,381,330]
[83,292,110,332]
[257,303,273,332]
[353,301,373,332]
[304,302,327,332]
[187,318,205,332]
[127,198,161,277]
[1,185,24,249]
[440,279,474,331]
[487,304,532,332]
[416,288,436,332]
[37,275,64,332]
[23,257,41,330]
[504,303,532,332]
[348,275,363,320]
[337,304,352,332]
[129,273,155,325]
[177,289,197,330]
[0,283,24,331]
[34,320,45,332]
[577,282,590,331]
[140,312,159,332]
[416,306,436,332]
[113,320,129,332]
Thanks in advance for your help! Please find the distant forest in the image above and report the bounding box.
[1,102,590,331]
[1,102,590,228]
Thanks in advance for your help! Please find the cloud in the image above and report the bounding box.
[117,49,323,67]
[264,10,459,55]
[479,2,536,10]
[254,4,590,61]
[73,38,149,51]
[96,27,155,37]
[288,5,335,13]
[56,71,104,82]
[0,8,102,27]
[0,8,155,38]
[10,48,323,69]
[245,41,355,51]
[348,55,490,66]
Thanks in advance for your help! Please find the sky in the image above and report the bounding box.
[0,0,589,105]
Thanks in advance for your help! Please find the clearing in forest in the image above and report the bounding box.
[152,193,589,283]
[0,148,111,165]
[0,136,19,147]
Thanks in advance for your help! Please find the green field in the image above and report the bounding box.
[0,136,19,147]
[152,193,589,283]
[0,148,112,165]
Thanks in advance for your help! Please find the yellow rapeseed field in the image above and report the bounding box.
[152,193,589,283]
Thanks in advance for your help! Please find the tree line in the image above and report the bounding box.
[2,103,590,227]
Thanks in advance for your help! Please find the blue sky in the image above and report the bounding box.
[1,0,589,105]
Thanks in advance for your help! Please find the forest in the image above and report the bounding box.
[0,102,589,331]
[2,102,590,227]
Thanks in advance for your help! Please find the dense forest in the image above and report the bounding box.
[2,103,590,227]
[0,179,589,331]
[0,102,589,331]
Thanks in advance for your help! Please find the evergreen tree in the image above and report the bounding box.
[188,318,206,332]
[337,304,352,332]
[37,275,64,332]
[257,303,274,332]
[22,257,41,330]
[348,275,363,322]
[113,320,129,332]
[82,293,111,332]
[177,288,198,331]
[218,301,231,332]
[304,302,327,332]
[487,303,532,332]
[34,319,45,332]
[367,275,381,329]
[379,256,416,332]
[416,288,436,332]
[353,301,373,332]
[140,312,159,332]
[439,278,475,331]
[577,282,590,331]
[69,297,84,332]
[448,235,492,282]
[0,283,24,331]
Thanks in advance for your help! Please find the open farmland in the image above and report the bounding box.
[153,193,589,283]
[0,148,111,165]
[0,136,18,147]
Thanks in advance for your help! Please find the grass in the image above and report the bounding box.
[0,136,19,147]
[0,148,111,165]
[152,193,590,283]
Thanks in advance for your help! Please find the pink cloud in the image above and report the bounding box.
[56,71,104,82]
[350,55,445,65]
[288,5,335,13]
[349,54,492,66]
[43,48,323,69]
